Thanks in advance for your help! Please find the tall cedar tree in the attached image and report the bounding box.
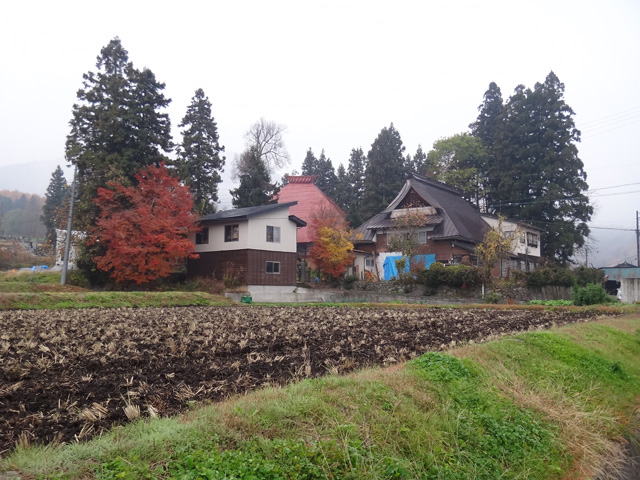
[301,148,318,175]
[314,150,338,200]
[470,82,504,208]
[362,124,406,220]
[487,72,592,264]
[301,148,338,202]
[230,147,279,208]
[175,88,225,215]
[90,163,198,284]
[334,164,351,213]
[406,145,428,175]
[65,37,172,230]
[41,166,69,247]
[346,148,366,226]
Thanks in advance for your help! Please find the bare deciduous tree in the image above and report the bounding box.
[244,118,290,173]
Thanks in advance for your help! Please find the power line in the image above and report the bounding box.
[579,105,640,127]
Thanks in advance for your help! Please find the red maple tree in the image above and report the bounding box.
[90,162,199,284]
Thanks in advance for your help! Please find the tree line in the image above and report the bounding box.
[0,191,46,238]
[41,37,590,284]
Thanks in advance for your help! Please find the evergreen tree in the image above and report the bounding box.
[41,166,69,247]
[346,147,366,226]
[409,145,428,175]
[230,147,279,208]
[470,82,503,208]
[65,37,172,230]
[488,72,592,264]
[334,164,350,212]
[362,124,406,220]
[301,148,318,175]
[470,81,504,146]
[314,150,338,200]
[175,88,225,215]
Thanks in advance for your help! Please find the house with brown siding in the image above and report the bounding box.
[187,202,306,287]
[353,173,489,280]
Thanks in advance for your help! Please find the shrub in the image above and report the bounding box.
[571,283,610,306]
[342,275,358,290]
[417,262,481,290]
[573,267,605,287]
[485,292,501,304]
[526,267,575,288]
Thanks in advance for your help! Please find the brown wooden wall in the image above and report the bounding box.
[187,249,296,286]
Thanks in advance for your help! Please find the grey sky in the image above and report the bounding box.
[1,0,639,267]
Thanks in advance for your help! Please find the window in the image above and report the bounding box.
[266,225,281,243]
[195,227,209,245]
[417,231,429,244]
[266,261,280,274]
[225,224,239,242]
[365,257,374,268]
[526,233,539,247]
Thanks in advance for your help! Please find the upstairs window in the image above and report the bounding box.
[225,224,239,242]
[195,227,209,245]
[266,225,281,243]
[526,233,539,247]
[417,231,429,244]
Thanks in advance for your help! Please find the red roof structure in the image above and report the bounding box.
[277,175,346,244]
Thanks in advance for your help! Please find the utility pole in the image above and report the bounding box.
[61,166,77,285]
[636,210,639,268]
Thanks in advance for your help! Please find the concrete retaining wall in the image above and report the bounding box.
[621,278,640,304]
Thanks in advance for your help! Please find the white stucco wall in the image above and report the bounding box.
[481,216,541,258]
[193,210,298,254]
[247,216,297,253]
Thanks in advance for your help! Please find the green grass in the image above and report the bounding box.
[526,299,574,306]
[3,315,640,479]
[0,270,62,284]
[0,291,232,309]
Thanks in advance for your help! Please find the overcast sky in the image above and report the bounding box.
[1,0,639,267]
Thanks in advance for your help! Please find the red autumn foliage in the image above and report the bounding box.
[90,163,199,284]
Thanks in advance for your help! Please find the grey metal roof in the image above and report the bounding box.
[199,202,298,223]
[355,174,489,244]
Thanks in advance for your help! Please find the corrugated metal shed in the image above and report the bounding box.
[600,263,640,281]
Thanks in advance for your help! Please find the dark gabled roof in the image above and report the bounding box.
[199,202,298,223]
[355,173,489,243]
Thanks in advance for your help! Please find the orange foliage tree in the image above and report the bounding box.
[90,162,199,284]
[308,214,355,280]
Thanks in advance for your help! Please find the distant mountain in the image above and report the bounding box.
[0,160,73,196]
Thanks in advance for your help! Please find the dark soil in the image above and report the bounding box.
[0,305,606,455]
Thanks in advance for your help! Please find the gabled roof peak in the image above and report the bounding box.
[409,173,464,195]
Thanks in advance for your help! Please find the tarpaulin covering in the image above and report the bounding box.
[382,254,435,280]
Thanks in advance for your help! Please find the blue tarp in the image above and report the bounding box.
[383,254,435,280]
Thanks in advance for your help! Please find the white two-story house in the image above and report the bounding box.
[481,214,542,275]
[187,202,306,287]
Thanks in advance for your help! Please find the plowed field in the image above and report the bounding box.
[0,306,604,455]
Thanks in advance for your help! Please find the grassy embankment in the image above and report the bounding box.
[0,271,231,309]
[2,312,640,479]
